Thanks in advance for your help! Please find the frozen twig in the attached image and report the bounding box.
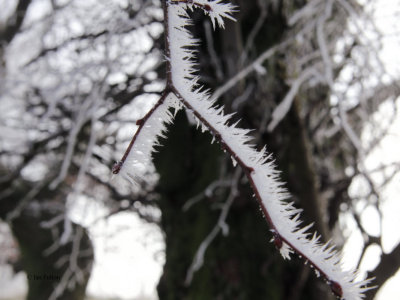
[49,226,90,300]
[6,178,49,222]
[48,268,73,300]
[185,168,241,285]
[239,0,267,65]
[212,38,291,100]
[40,214,64,229]
[288,0,320,26]
[317,0,334,87]
[182,178,231,211]
[204,21,224,81]
[267,67,316,132]
[50,96,94,190]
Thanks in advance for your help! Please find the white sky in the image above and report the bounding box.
[341,0,400,299]
[83,208,164,299]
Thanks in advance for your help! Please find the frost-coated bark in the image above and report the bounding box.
[114,1,373,299]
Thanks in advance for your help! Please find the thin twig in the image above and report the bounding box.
[185,168,241,285]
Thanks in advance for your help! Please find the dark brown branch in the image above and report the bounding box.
[112,90,172,174]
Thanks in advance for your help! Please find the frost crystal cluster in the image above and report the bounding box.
[113,1,372,299]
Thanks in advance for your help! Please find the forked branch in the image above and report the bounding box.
[113,1,373,299]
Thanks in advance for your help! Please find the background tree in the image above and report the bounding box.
[0,0,399,299]
[1,0,164,298]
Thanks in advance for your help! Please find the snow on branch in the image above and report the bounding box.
[112,91,181,184]
[113,1,373,299]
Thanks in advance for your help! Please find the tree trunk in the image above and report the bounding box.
[0,176,93,300]
[11,214,92,300]
[155,112,286,299]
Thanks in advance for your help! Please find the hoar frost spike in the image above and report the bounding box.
[113,1,374,299]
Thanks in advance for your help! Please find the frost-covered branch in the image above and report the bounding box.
[112,91,181,183]
[113,1,373,299]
